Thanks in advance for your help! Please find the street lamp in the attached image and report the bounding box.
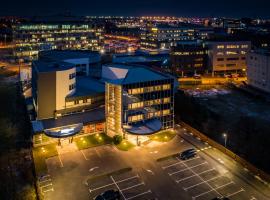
[223,133,227,148]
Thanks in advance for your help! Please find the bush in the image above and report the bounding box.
[113,135,122,145]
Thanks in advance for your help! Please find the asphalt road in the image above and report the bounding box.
[42,126,270,200]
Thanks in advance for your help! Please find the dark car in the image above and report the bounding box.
[180,148,197,160]
[95,190,121,200]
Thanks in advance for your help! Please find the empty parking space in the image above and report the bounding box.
[159,153,248,200]
[88,171,154,200]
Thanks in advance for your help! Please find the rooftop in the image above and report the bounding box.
[32,60,74,73]
[102,64,172,85]
[39,50,101,61]
[67,77,105,99]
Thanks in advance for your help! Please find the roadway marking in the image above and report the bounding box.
[177,168,215,183]
[110,175,127,200]
[169,162,208,176]
[40,183,53,188]
[42,188,54,193]
[192,181,234,199]
[226,188,245,198]
[176,157,222,198]
[39,178,52,184]
[162,156,200,169]
[58,154,64,167]
[81,150,89,160]
[89,175,139,193]
[121,182,145,191]
[183,174,223,190]
[95,147,101,158]
[89,166,99,172]
[126,190,152,200]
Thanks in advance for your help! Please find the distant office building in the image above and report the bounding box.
[207,41,251,74]
[13,21,104,62]
[247,49,270,93]
[170,41,208,76]
[140,24,213,51]
[103,64,176,143]
[140,24,196,50]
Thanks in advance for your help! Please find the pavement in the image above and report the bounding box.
[41,125,270,200]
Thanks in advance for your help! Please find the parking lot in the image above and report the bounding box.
[159,150,257,200]
[88,170,155,200]
[39,129,269,200]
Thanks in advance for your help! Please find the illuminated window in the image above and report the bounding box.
[217,45,224,49]
[163,109,170,116]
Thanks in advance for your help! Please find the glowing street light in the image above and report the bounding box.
[223,133,227,148]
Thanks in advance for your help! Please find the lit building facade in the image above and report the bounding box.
[31,50,105,146]
[207,41,251,74]
[140,24,213,51]
[170,41,208,76]
[247,49,270,93]
[103,64,176,143]
[13,22,104,61]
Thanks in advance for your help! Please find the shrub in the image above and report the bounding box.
[113,135,122,145]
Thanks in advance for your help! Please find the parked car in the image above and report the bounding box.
[179,148,197,160]
[193,74,201,79]
[95,190,121,200]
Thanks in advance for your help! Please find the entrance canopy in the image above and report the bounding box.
[123,118,162,135]
[44,123,83,138]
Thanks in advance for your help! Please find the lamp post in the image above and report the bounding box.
[223,133,227,148]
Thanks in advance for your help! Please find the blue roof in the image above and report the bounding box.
[103,64,172,85]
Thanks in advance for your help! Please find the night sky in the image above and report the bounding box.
[1,0,270,18]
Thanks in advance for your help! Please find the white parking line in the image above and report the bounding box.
[183,174,223,190]
[111,176,127,200]
[169,162,207,176]
[192,181,234,199]
[89,175,139,193]
[39,178,51,183]
[81,150,89,160]
[177,168,215,183]
[121,182,145,191]
[176,157,222,197]
[226,188,245,198]
[89,182,115,193]
[58,154,64,167]
[40,183,53,188]
[42,188,54,193]
[162,156,200,169]
[126,190,152,200]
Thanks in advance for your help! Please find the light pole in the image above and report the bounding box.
[223,133,227,148]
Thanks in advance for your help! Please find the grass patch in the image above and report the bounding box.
[156,153,179,162]
[148,130,176,142]
[32,144,58,175]
[74,133,112,150]
[115,140,135,151]
[86,167,132,183]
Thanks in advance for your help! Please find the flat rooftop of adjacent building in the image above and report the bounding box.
[67,76,105,100]
[102,63,174,85]
[39,50,101,61]
[32,60,74,73]
[32,106,105,133]
[113,55,163,64]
